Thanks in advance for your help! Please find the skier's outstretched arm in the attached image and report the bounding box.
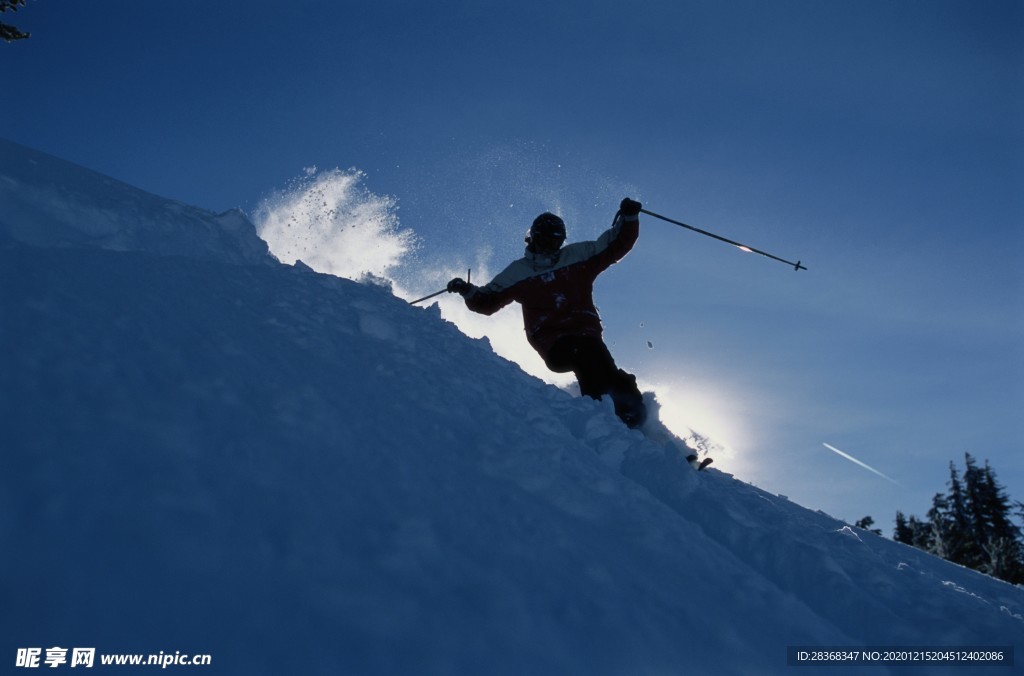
[588,197,642,270]
[446,277,514,316]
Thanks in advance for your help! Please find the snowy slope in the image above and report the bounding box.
[0,138,270,265]
[2,141,1022,675]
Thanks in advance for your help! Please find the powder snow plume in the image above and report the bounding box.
[253,167,416,280]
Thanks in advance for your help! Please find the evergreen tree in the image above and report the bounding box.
[977,461,1024,583]
[892,454,1024,585]
[1,0,31,43]
[907,514,933,553]
[963,453,988,546]
[926,492,952,560]
[854,516,882,536]
[944,461,980,567]
[894,511,914,545]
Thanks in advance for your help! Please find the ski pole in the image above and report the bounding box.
[640,208,806,271]
[408,288,447,305]
[409,269,470,305]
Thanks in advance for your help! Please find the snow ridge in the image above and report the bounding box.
[0,138,270,265]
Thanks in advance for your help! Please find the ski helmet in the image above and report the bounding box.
[526,212,566,252]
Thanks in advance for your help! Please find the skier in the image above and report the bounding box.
[446,197,647,428]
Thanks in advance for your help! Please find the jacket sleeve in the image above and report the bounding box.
[463,281,517,316]
[587,213,640,273]
[461,257,533,315]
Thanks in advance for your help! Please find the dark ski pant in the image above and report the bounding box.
[544,335,646,427]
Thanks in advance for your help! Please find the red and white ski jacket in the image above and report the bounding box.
[462,214,639,362]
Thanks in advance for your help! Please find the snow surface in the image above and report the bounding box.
[2,138,1022,674]
[0,139,269,265]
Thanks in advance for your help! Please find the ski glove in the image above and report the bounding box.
[447,278,472,295]
[619,197,642,217]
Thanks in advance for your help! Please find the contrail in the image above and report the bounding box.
[822,443,901,486]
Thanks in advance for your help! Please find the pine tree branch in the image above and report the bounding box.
[1,0,31,43]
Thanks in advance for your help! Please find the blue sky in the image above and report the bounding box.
[4,0,1022,526]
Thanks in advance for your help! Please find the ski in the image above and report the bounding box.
[686,454,714,471]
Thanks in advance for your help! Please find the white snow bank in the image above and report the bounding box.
[0,138,270,265]
[3,243,1021,675]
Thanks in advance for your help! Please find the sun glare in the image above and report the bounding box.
[643,380,744,461]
